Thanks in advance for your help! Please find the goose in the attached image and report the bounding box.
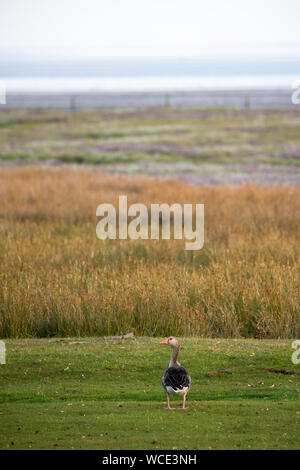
[160,336,191,410]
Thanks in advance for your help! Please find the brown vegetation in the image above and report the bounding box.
[0,168,299,338]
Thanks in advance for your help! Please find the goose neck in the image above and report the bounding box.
[169,345,180,367]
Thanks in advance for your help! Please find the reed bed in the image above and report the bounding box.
[0,168,299,338]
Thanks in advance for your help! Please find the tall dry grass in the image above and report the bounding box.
[0,168,299,338]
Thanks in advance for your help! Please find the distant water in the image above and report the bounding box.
[1,54,300,90]
[3,75,300,93]
[1,54,300,108]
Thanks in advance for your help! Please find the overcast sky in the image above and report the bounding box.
[1,0,300,57]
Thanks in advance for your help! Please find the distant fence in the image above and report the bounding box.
[2,89,296,111]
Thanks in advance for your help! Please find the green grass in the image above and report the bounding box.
[0,337,299,449]
[0,108,300,167]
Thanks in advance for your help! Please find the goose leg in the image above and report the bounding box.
[166,395,175,410]
[182,394,188,410]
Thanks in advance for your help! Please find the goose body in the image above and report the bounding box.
[162,366,191,396]
[160,337,191,409]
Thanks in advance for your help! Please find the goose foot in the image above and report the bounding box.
[166,395,176,410]
[182,395,188,410]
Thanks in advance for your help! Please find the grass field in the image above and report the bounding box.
[0,337,299,450]
[0,108,299,450]
[0,108,300,186]
[0,169,299,338]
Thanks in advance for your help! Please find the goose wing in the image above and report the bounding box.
[162,366,191,393]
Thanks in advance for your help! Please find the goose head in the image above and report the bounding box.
[160,336,179,348]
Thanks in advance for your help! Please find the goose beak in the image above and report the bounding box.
[160,339,168,345]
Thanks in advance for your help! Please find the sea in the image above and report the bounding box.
[1,53,300,109]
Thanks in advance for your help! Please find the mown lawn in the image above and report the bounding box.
[0,337,299,449]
